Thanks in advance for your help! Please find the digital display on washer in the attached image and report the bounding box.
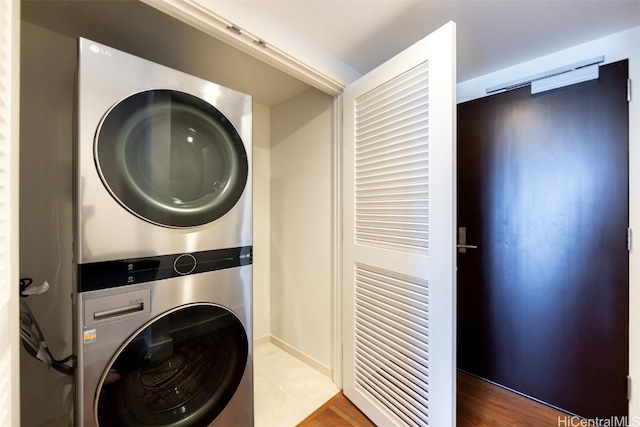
[77,246,252,292]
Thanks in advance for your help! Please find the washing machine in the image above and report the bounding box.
[74,38,253,426]
[75,266,253,427]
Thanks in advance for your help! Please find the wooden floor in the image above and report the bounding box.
[297,371,568,426]
[456,371,567,426]
[297,392,376,427]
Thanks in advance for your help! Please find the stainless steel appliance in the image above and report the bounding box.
[74,38,253,426]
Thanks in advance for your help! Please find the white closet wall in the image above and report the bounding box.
[253,103,271,341]
[19,22,75,427]
[270,89,334,371]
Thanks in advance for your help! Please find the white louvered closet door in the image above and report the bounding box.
[0,0,20,425]
[342,22,456,427]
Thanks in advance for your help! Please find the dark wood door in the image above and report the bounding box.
[457,60,629,419]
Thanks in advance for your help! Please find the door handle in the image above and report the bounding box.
[457,244,478,249]
[458,227,478,253]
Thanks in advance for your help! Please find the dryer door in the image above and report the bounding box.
[95,304,248,426]
[95,90,249,228]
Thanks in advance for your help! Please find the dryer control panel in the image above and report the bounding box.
[77,246,252,292]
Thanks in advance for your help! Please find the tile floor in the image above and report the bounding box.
[254,342,340,427]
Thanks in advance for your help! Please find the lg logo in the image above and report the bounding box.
[89,44,112,57]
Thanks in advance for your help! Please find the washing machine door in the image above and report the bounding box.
[95,90,249,228]
[95,304,248,426]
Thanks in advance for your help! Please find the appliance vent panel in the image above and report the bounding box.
[354,61,429,255]
[354,263,429,427]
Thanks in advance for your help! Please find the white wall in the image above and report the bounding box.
[456,25,640,420]
[270,88,335,371]
[19,22,75,427]
[253,102,271,342]
[3,1,22,425]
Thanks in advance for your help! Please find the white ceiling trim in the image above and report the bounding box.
[140,0,358,96]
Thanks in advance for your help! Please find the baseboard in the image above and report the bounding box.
[253,334,271,348]
[256,335,333,379]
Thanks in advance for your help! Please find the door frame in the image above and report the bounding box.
[457,60,630,417]
[456,28,640,416]
[332,95,344,388]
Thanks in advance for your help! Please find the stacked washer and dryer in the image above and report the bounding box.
[74,38,253,426]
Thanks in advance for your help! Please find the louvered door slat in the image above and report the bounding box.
[357,227,427,241]
[357,131,428,159]
[356,321,429,369]
[357,332,430,387]
[357,296,428,340]
[358,335,429,389]
[356,123,428,153]
[354,61,430,255]
[356,158,429,180]
[0,1,19,425]
[353,263,431,425]
[356,102,429,141]
[356,353,429,424]
[357,197,428,206]
[356,220,427,231]
[356,172,428,188]
[357,270,429,307]
[357,298,428,339]
[357,65,429,111]
[357,349,430,413]
[356,361,427,427]
[0,0,10,308]
[360,188,428,201]
[358,381,422,427]
[358,146,428,169]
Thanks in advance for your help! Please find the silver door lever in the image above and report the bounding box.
[458,227,478,253]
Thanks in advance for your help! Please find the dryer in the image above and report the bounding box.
[74,38,253,426]
[76,37,252,263]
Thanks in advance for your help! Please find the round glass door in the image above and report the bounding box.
[96,90,248,228]
[96,304,248,426]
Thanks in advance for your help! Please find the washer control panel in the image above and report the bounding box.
[174,254,197,275]
[78,246,252,292]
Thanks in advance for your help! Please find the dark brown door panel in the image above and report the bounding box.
[457,60,629,419]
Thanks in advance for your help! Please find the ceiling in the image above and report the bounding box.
[21,0,640,105]
[231,0,640,82]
